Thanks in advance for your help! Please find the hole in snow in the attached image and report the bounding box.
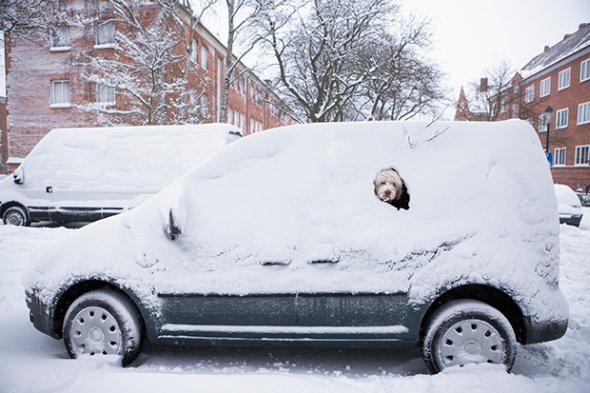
[103,351,107,355]
[89,311,94,317]
[102,314,107,321]
[485,330,492,337]
[446,355,454,361]
[446,339,453,345]
[79,318,85,324]
[455,327,463,333]
[491,345,498,351]
[75,330,81,336]
[471,323,477,330]
[110,341,117,346]
[110,325,116,332]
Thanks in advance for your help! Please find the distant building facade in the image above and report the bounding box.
[1,0,294,174]
[456,23,590,192]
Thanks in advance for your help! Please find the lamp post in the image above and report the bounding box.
[544,105,554,154]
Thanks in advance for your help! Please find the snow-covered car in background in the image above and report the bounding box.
[23,120,568,373]
[554,184,584,227]
[0,124,241,226]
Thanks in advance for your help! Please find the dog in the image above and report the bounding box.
[373,168,410,210]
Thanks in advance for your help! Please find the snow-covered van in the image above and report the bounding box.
[24,120,568,372]
[0,123,241,225]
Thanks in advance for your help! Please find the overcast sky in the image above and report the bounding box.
[403,0,590,105]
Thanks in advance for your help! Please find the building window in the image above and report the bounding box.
[51,80,71,106]
[500,100,507,113]
[554,147,566,167]
[96,21,115,46]
[511,104,519,118]
[578,101,590,125]
[96,83,115,105]
[540,77,551,97]
[556,108,568,129]
[50,27,70,50]
[581,58,590,83]
[191,40,198,63]
[200,46,208,70]
[558,68,571,90]
[525,85,534,103]
[538,115,548,132]
[575,145,590,166]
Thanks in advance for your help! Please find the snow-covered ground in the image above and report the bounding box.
[0,209,589,393]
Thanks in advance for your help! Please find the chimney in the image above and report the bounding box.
[479,78,488,93]
[563,33,571,40]
[544,45,550,52]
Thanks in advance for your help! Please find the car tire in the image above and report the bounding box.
[422,300,516,373]
[2,206,30,226]
[63,289,144,367]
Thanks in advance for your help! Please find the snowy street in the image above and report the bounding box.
[0,211,589,393]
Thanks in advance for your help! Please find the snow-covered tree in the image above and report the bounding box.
[0,0,68,37]
[257,0,444,123]
[78,0,212,126]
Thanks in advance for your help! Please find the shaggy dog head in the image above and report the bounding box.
[373,168,410,210]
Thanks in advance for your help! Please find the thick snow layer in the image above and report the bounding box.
[22,121,565,328]
[0,212,589,392]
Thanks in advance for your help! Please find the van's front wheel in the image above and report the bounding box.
[2,206,30,226]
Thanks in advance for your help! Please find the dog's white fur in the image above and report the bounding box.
[374,169,404,203]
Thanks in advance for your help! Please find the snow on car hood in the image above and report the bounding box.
[23,120,565,321]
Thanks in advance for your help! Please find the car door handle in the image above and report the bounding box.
[46,186,53,193]
[261,260,291,266]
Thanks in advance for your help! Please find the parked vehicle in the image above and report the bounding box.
[23,120,568,373]
[554,184,584,227]
[0,124,241,226]
[577,192,590,207]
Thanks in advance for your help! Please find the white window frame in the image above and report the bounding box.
[191,40,198,63]
[50,80,71,107]
[554,147,566,167]
[96,20,115,48]
[558,67,571,90]
[540,77,551,97]
[525,85,534,103]
[96,83,115,106]
[200,45,208,70]
[578,101,590,125]
[574,145,590,166]
[556,108,568,129]
[50,26,70,51]
[581,58,590,83]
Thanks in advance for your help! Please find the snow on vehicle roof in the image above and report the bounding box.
[554,184,581,207]
[18,123,241,193]
[25,120,564,323]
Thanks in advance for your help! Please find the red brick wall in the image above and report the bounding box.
[522,52,590,191]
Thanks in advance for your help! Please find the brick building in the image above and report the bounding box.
[0,0,294,174]
[455,23,590,192]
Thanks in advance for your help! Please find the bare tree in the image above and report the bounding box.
[455,60,517,122]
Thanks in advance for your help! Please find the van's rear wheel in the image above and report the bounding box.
[2,206,30,226]
[422,300,516,373]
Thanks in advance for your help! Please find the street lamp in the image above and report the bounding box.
[544,105,554,154]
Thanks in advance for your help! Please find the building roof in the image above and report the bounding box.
[520,23,590,80]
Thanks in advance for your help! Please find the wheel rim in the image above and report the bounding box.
[5,210,25,226]
[437,319,504,368]
[69,306,122,356]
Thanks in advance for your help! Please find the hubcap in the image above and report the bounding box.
[438,319,504,368]
[5,211,24,226]
[69,307,122,356]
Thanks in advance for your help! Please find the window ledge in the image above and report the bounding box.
[94,43,115,50]
[50,103,72,109]
[50,46,71,52]
[96,102,116,107]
